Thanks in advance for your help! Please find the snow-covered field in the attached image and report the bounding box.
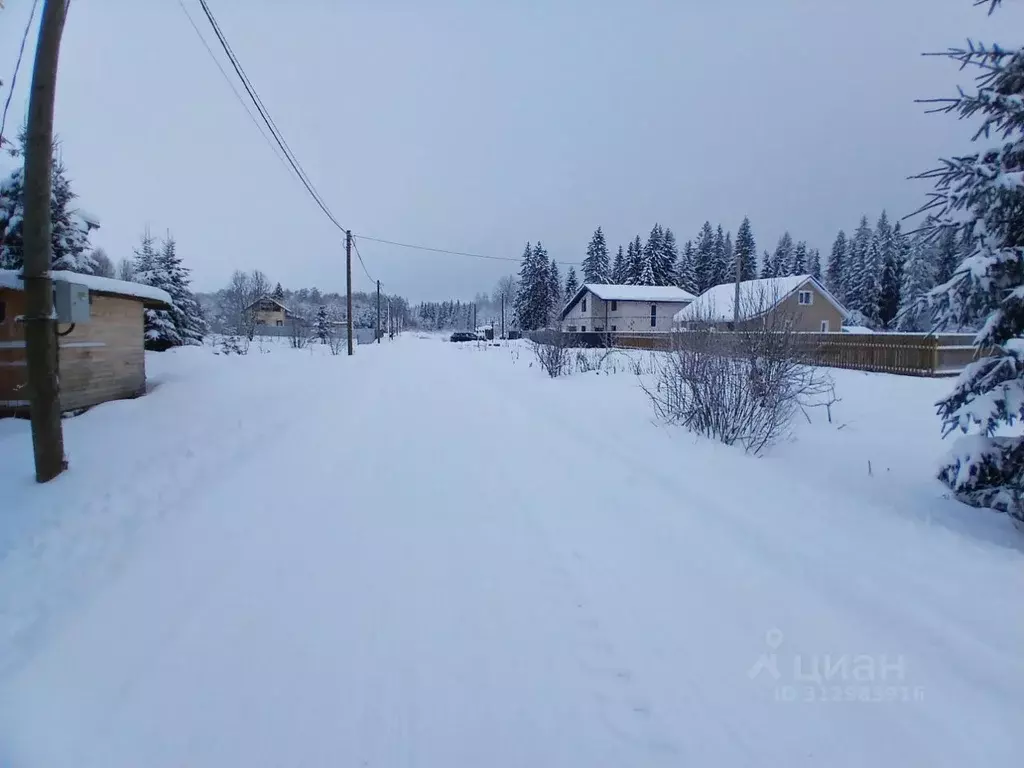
[1,336,1021,766]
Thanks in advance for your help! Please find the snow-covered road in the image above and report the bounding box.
[2,337,1022,766]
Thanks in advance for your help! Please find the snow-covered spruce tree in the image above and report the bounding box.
[51,157,95,273]
[916,0,1024,522]
[758,249,771,278]
[0,153,95,273]
[315,305,330,342]
[711,225,729,287]
[564,266,579,301]
[898,230,935,331]
[934,225,963,287]
[548,259,562,322]
[157,234,207,346]
[582,227,610,284]
[0,168,22,269]
[877,226,904,329]
[734,217,758,281]
[514,242,536,329]
[845,216,873,318]
[694,221,716,292]
[657,226,679,286]
[91,247,115,278]
[640,224,663,285]
[133,231,180,349]
[790,240,808,275]
[676,240,697,294]
[611,245,625,283]
[533,241,553,328]
[769,232,794,278]
[272,282,285,301]
[827,230,848,300]
[625,235,644,285]
[808,247,822,281]
[854,212,893,325]
[723,231,734,279]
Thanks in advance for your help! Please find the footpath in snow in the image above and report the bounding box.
[1,336,1022,766]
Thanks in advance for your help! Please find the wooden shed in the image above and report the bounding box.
[0,270,172,416]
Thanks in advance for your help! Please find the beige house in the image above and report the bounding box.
[560,284,696,333]
[0,270,172,415]
[674,275,847,332]
[246,296,293,327]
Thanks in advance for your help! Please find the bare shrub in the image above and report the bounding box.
[325,325,346,355]
[287,316,311,349]
[574,345,617,374]
[531,327,574,377]
[646,285,832,454]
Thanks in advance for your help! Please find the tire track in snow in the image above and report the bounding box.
[0,374,303,680]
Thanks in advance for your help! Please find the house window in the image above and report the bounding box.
[581,324,587,332]
[798,291,813,306]
[650,304,657,328]
[0,300,5,324]
[581,298,587,312]
[610,300,617,311]
[276,320,284,327]
[820,320,830,333]
[611,325,617,332]
[595,325,604,332]
[567,325,577,332]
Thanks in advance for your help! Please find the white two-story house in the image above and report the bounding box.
[560,284,696,333]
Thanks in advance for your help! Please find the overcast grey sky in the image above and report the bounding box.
[1,0,1021,301]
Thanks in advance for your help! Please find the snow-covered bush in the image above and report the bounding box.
[215,335,248,356]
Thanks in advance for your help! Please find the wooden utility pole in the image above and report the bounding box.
[376,280,381,343]
[346,230,354,355]
[733,236,742,326]
[23,0,69,483]
[501,293,505,339]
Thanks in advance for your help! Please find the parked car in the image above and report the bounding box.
[449,331,478,342]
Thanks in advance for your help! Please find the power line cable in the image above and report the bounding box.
[351,236,375,284]
[354,233,583,268]
[174,0,293,180]
[0,0,40,151]
[189,2,584,284]
[195,0,348,235]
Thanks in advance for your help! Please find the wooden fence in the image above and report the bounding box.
[604,332,981,377]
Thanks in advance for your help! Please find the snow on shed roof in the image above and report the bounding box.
[0,270,172,308]
[673,275,846,323]
[560,283,696,320]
